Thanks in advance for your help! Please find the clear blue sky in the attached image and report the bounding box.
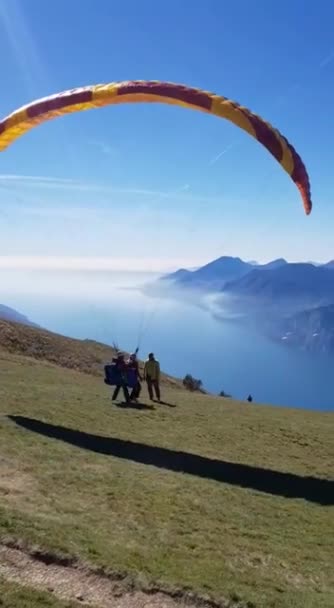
[0,0,333,271]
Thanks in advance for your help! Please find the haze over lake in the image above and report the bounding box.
[1,269,333,412]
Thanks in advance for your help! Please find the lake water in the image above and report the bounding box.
[1,269,333,412]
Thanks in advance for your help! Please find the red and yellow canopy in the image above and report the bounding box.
[0,80,312,214]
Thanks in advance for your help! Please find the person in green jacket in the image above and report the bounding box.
[144,352,161,402]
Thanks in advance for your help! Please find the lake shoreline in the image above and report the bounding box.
[1,269,333,412]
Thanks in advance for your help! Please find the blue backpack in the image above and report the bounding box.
[126,366,138,389]
[104,364,122,386]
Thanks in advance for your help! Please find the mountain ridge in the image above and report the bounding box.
[158,256,334,354]
[0,303,37,327]
[161,256,300,291]
[222,262,334,303]
[162,256,254,290]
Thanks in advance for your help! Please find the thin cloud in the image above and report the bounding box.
[272,83,301,110]
[0,0,48,96]
[0,174,224,205]
[165,183,191,197]
[209,143,236,166]
[12,205,100,221]
[0,255,205,273]
[0,173,169,196]
[320,50,334,68]
[89,140,116,157]
[0,174,75,184]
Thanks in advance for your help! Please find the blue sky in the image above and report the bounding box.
[0,0,333,271]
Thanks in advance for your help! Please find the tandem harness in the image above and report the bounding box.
[104,363,138,389]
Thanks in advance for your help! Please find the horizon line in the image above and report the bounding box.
[0,254,330,273]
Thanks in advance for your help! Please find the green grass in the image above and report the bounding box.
[0,579,80,608]
[0,319,181,387]
[0,325,333,608]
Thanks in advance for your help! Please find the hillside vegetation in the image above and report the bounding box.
[0,320,333,608]
[0,319,181,387]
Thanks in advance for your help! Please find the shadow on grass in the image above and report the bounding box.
[113,401,155,410]
[8,415,333,506]
[154,399,176,408]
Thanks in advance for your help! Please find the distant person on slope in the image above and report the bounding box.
[112,352,130,403]
[144,352,161,402]
[127,353,142,402]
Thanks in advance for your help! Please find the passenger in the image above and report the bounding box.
[144,352,161,402]
[112,352,130,403]
[127,353,142,402]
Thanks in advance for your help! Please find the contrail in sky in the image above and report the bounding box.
[209,143,236,166]
[319,50,334,68]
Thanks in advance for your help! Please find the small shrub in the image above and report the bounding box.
[219,389,232,398]
[219,391,232,399]
[183,374,203,392]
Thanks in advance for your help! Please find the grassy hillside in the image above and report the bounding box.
[0,321,333,608]
[0,319,181,387]
[0,579,79,608]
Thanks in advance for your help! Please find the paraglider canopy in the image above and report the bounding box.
[0,80,312,214]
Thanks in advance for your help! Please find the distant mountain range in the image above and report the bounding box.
[223,263,334,308]
[162,256,286,289]
[162,256,334,305]
[161,256,290,291]
[160,256,334,354]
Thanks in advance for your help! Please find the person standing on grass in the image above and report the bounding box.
[127,352,142,402]
[144,352,161,402]
[112,352,130,403]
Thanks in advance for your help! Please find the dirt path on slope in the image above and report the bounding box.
[0,544,230,608]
